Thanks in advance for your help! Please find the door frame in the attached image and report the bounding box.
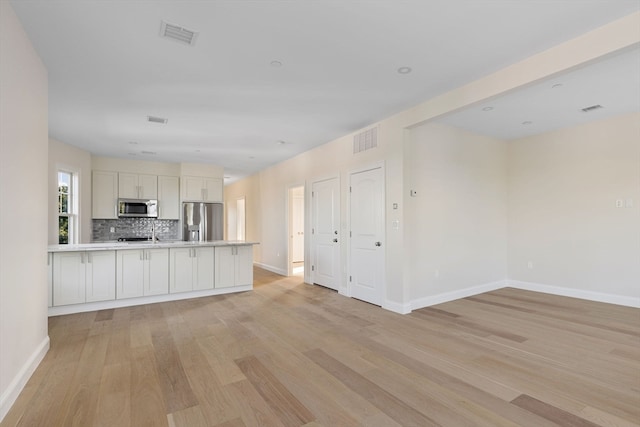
[286,183,305,277]
[309,173,341,289]
[347,161,386,302]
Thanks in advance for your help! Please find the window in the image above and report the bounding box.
[58,171,76,244]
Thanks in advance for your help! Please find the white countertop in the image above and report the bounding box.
[48,240,259,252]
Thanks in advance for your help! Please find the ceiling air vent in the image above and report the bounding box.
[147,115,168,124]
[353,126,378,154]
[160,21,198,46]
[581,104,604,113]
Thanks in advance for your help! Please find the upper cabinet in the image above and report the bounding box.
[92,170,118,219]
[119,173,157,199]
[158,176,180,219]
[181,176,223,202]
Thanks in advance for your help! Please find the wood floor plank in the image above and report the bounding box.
[235,355,315,427]
[305,348,440,426]
[4,268,639,426]
[130,345,169,427]
[511,394,602,427]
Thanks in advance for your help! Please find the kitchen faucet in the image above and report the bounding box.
[151,221,156,242]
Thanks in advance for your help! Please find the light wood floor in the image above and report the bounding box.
[3,268,639,426]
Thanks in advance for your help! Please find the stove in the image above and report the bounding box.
[117,237,157,242]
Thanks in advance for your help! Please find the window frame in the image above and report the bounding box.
[57,169,78,244]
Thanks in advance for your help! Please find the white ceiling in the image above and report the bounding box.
[9,0,640,182]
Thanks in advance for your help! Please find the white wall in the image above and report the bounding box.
[406,123,508,306]
[225,12,638,311]
[0,2,50,420]
[49,138,92,244]
[508,113,640,301]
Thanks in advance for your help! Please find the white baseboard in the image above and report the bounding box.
[383,300,412,314]
[254,262,287,276]
[411,280,508,311]
[48,285,253,317]
[507,280,640,308]
[0,336,50,422]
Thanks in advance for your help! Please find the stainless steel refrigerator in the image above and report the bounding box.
[182,202,223,241]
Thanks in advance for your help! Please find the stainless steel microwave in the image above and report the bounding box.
[118,199,158,218]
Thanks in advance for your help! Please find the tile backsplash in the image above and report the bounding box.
[92,218,180,242]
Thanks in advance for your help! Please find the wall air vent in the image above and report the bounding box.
[160,21,198,46]
[353,126,378,154]
[581,104,604,113]
[147,115,168,124]
[140,151,157,155]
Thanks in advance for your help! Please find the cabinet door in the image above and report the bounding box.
[214,246,236,288]
[145,248,169,296]
[118,172,139,199]
[92,171,118,219]
[203,177,223,202]
[170,248,194,293]
[194,247,215,290]
[158,176,180,219]
[235,245,253,286]
[181,176,204,201]
[86,251,116,302]
[116,250,144,299]
[53,252,85,306]
[139,174,158,199]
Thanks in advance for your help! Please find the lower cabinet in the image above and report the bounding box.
[116,248,169,299]
[53,251,116,306]
[215,245,253,288]
[169,247,215,293]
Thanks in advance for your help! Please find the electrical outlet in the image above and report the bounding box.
[626,198,634,208]
[527,261,533,269]
[110,227,115,233]
[615,199,623,208]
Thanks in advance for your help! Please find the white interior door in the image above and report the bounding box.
[292,188,305,263]
[312,177,340,290]
[236,197,246,240]
[350,167,384,305]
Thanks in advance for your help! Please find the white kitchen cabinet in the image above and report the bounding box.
[169,247,214,293]
[92,170,118,219]
[116,248,169,299]
[158,176,180,219]
[215,245,253,288]
[181,176,223,202]
[53,250,115,306]
[119,173,158,199]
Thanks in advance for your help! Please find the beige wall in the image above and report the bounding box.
[0,2,49,420]
[406,123,508,303]
[508,112,640,298]
[49,138,92,244]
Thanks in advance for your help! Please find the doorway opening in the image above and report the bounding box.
[288,185,305,276]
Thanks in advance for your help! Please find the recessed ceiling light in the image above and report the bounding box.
[522,121,533,125]
[270,60,283,68]
[127,152,137,156]
[397,66,412,74]
[128,141,138,145]
[482,106,494,111]
[141,150,157,155]
[147,116,168,124]
[224,176,231,179]
[276,140,287,145]
[551,83,563,89]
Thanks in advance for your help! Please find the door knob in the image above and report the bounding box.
[334,230,338,234]
[333,238,338,243]
[375,241,381,246]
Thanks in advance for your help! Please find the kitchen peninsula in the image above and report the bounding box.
[47,240,257,316]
